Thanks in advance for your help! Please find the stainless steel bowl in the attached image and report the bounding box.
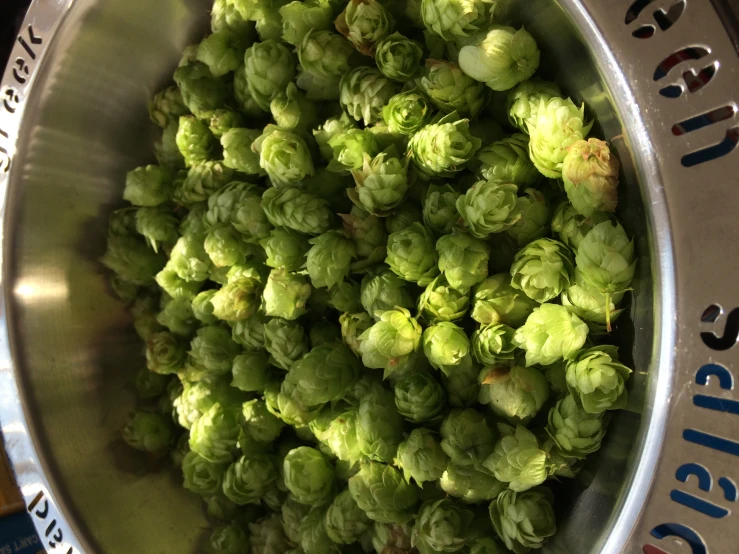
[1,1,738,553]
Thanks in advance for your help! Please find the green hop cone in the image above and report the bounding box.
[506,188,551,247]
[440,463,505,503]
[565,345,632,413]
[385,201,423,234]
[188,325,241,376]
[283,446,336,506]
[260,227,310,272]
[340,66,400,126]
[122,410,172,452]
[442,353,481,408]
[282,342,361,409]
[232,64,265,117]
[270,82,319,134]
[412,498,476,553]
[173,379,241,430]
[423,322,470,373]
[376,32,424,81]
[340,206,388,260]
[231,351,271,392]
[471,323,516,365]
[279,0,333,46]
[479,365,550,424]
[561,271,625,335]
[335,0,393,56]
[149,86,188,128]
[489,487,556,553]
[437,231,490,292]
[395,428,449,486]
[348,461,419,523]
[242,399,285,444]
[146,331,187,375]
[189,402,241,464]
[263,269,311,320]
[305,230,357,289]
[469,536,510,554]
[510,237,574,303]
[300,505,340,554]
[105,218,160,283]
[157,295,199,337]
[243,39,296,110]
[563,138,620,217]
[546,394,607,458]
[349,147,410,216]
[483,424,549,492]
[174,57,230,118]
[314,113,357,162]
[196,29,249,78]
[506,77,562,132]
[252,125,315,187]
[418,274,470,323]
[211,278,262,322]
[205,108,245,138]
[328,128,381,173]
[471,273,538,327]
[282,496,312,544]
[357,388,405,462]
[394,372,447,424]
[136,206,179,253]
[423,184,461,237]
[382,91,434,135]
[132,368,169,401]
[262,186,334,236]
[340,311,373,355]
[408,112,481,179]
[512,303,589,366]
[358,307,423,375]
[319,405,364,464]
[264,317,309,370]
[575,220,636,330]
[440,408,495,466]
[456,179,521,238]
[458,25,540,91]
[124,165,174,207]
[205,181,273,242]
[419,59,487,118]
[154,122,185,170]
[370,522,414,553]
[248,514,291,554]
[182,451,227,496]
[175,116,218,168]
[327,279,362,313]
[204,225,249,268]
[220,128,262,174]
[222,453,276,504]
[360,268,413,318]
[529,97,593,178]
[209,524,250,554]
[476,133,540,187]
[385,223,440,285]
[299,29,357,80]
[175,161,235,206]
[231,311,266,350]
[421,0,494,40]
[324,489,371,544]
[551,201,610,250]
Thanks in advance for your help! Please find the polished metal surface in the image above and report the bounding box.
[0,1,737,553]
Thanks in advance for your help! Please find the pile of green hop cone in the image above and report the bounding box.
[103,0,639,552]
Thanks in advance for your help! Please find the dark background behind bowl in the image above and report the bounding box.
[1,0,33,65]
